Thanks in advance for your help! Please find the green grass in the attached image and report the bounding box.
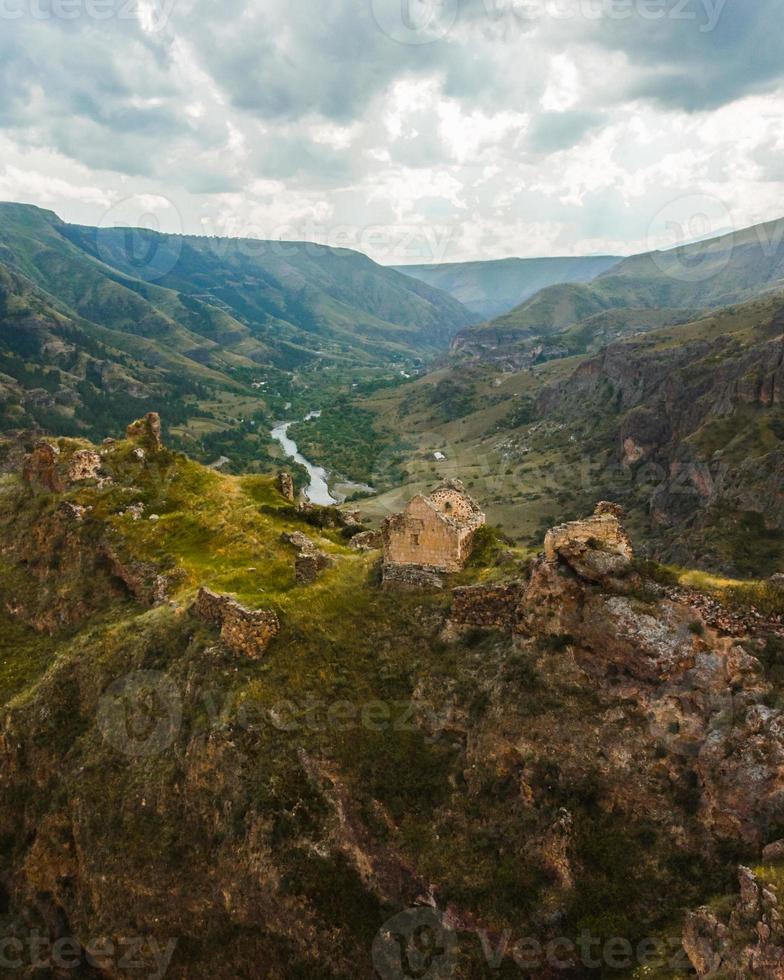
[0,611,58,706]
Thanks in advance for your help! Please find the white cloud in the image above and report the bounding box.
[1,0,784,264]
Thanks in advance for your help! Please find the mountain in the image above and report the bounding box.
[1,418,782,977]
[454,216,784,361]
[0,202,473,463]
[393,254,621,319]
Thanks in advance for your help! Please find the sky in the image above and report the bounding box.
[1,0,784,264]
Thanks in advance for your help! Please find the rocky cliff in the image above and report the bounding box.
[534,299,784,573]
[1,432,783,977]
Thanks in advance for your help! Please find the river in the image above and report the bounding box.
[270,417,337,506]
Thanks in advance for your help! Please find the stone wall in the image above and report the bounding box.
[381,562,444,591]
[449,583,520,631]
[195,587,279,659]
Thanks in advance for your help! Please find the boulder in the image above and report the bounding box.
[295,550,335,585]
[349,529,382,552]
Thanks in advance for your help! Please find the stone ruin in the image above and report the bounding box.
[195,587,280,659]
[381,480,485,587]
[281,531,337,585]
[446,501,634,634]
[276,471,295,503]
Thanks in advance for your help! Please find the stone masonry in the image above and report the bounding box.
[382,480,485,577]
[195,587,280,659]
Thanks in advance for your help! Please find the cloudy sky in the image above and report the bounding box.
[2,0,783,263]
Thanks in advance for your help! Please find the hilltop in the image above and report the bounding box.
[1,418,783,976]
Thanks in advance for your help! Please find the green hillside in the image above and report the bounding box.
[0,203,474,469]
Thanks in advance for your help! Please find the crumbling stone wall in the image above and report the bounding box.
[195,588,279,659]
[450,583,520,631]
[277,472,295,502]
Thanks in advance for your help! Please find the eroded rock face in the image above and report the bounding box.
[683,865,784,978]
[195,587,279,658]
[518,506,784,850]
[543,502,633,584]
[22,442,63,492]
[126,412,163,451]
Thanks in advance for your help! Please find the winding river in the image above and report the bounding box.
[270,416,337,506]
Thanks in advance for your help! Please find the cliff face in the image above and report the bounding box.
[1,431,783,977]
[534,310,784,573]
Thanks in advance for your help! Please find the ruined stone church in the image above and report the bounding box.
[381,479,486,574]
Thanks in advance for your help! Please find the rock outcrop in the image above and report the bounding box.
[683,864,784,977]
[281,531,336,585]
[125,412,163,451]
[543,501,633,585]
[276,471,295,502]
[194,587,280,658]
[23,441,105,493]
